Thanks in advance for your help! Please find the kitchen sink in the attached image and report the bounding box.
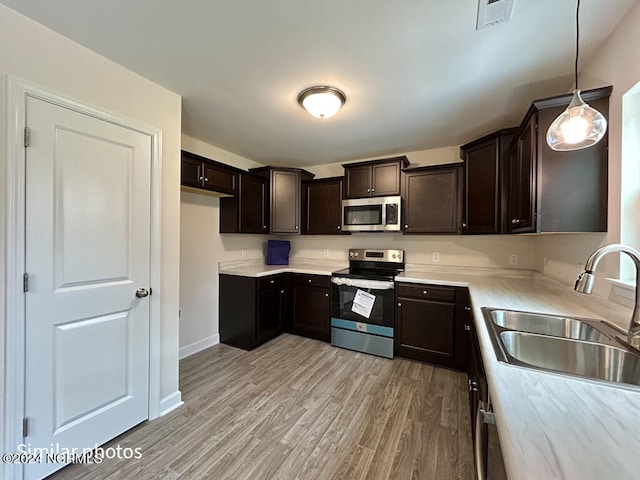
[482,308,640,388]
[489,310,611,343]
[500,331,640,386]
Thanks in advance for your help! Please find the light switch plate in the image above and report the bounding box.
[432,252,440,263]
[509,254,518,266]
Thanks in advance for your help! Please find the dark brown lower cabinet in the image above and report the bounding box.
[219,273,288,350]
[395,282,471,369]
[290,274,331,341]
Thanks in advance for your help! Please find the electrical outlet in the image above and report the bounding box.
[323,249,329,258]
[509,254,519,266]
[432,252,440,263]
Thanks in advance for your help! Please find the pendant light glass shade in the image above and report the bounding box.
[298,86,346,119]
[546,89,608,151]
[546,0,607,151]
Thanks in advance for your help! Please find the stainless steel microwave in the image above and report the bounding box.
[341,196,401,232]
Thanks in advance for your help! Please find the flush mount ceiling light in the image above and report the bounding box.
[297,86,346,119]
[546,0,607,151]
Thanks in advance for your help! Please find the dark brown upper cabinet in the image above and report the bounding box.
[219,173,268,233]
[342,156,410,198]
[402,163,463,234]
[181,150,238,196]
[460,128,516,234]
[302,177,346,235]
[506,86,611,233]
[250,167,315,234]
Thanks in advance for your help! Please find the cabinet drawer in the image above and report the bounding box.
[258,275,286,290]
[291,273,330,289]
[396,283,455,302]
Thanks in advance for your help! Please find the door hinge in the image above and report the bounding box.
[24,127,31,148]
[23,273,29,293]
[23,417,29,437]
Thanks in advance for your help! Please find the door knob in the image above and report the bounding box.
[136,288,149,298]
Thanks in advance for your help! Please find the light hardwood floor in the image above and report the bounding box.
[50,334,473,480]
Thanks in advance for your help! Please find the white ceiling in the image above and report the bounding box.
[2,0,636,166]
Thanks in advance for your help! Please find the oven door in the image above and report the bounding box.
[330,277,395,327]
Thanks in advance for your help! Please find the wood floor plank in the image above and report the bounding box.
[50,334,474,480]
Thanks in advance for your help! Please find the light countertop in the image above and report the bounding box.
[220,261,639,479]
[218,261,344,277]
[397,270,639,480]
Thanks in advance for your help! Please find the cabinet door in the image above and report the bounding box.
[239,174,267,233]
[271,170,300,233]
[403,165,462,233]
[181,156,203,188]
[464,140,500,234]
[304,178,344,234]
[371,162,401,196]
[344,165,372,198]
[396,297,456,363]
[508,118,536,233]
[291,284,330,341]
[257,287,284,343]
[202,163,236,195]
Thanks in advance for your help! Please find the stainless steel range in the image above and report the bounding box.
[330,248,404,358]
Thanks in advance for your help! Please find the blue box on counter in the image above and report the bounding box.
[266,240,291,265]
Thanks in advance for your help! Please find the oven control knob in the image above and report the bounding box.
[349,252,354,257]
[354,252,358,257]
[392,254,396,259]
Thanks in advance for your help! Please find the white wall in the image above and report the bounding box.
[0,1,183,437]
[179,135,265,355]
[534,1,640,292]
[179,137,535,356]
[308,145,460,178]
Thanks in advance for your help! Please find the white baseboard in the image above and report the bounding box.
[179,334,220,359]
[159,391,183,416]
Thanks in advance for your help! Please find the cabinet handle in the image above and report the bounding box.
[263,225,267,229]
[422,290,428,295]
[464,306,471,311]
[270,280,275,284]
[199,176,203,180]
[462,223,467,229]
[325,293,329,297]
[308,279,312,283]
[367,188,370,193]
[204,178,209,182]
[371,188,375,192]
[295,225,298,229]
[404,224,409,229]
[397,302,402,307]
[337,225,341,230]
[512,218,520,224]
[280,290,285,294]
[464,324,471,331]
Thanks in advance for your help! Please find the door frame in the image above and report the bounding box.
[3,77,163,480]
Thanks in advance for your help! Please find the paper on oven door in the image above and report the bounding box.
[351,289,376,319]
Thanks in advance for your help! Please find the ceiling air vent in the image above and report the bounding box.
[476,0,515,30]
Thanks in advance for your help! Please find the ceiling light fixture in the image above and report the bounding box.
[297,86,346,119]
[546,0,607,151]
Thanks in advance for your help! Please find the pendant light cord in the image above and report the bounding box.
[575,0,580,90]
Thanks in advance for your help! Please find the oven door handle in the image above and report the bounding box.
[330,277,394,290]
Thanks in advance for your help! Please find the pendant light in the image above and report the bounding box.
[546,0,607,151]
[298,86,346,119]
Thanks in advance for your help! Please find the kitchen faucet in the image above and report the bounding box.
[574,243,640,349]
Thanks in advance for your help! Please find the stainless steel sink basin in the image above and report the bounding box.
[490,310,611,343]
[481,307,640,388]
[500,331,640,386]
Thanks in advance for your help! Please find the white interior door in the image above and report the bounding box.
[24,96,152,479]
